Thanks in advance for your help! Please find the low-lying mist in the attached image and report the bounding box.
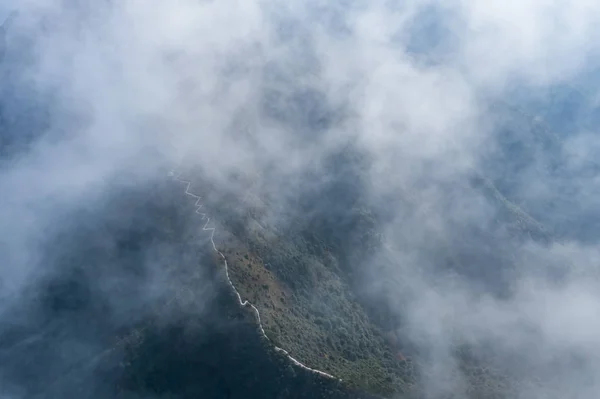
[2,1,600,398]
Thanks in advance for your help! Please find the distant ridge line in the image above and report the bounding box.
[170,170,341,381]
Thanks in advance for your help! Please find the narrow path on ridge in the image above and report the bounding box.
[170,170,340,381]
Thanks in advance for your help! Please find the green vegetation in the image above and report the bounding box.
[174,103,560,398]
[219,230,415,397]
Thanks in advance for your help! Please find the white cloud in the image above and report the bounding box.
[3,0,600,396]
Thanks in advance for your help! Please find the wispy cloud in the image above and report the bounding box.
[2,0,600,397]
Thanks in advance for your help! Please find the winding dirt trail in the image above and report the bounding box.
[171,170,340,381]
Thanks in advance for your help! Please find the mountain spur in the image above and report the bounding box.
[170,170,340,381]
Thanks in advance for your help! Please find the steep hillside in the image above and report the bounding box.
[169,99,564,398]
